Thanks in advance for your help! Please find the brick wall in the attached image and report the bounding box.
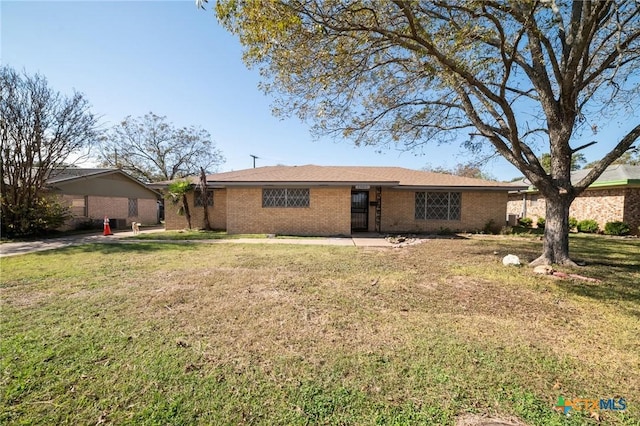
[507,193,546,221]
[381,189,507,233]
[165,186,513,235]
[623,188,640,235]
[59,194,157,230]
[571,189,626,228]
[164,189,227,230]
[87,196,157,225]
[226,187,351,236]
[507,187,639,234]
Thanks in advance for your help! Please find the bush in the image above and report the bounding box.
[437,227,454,235]
[74,219,103,231]
[482,219,499,234]
[577,219,599,233]
[568,217,578,231]
[518,217,533,228]
[604,221,630,236]
[1,196,71,237]
[536,217,545,229]
[500,226,513,235]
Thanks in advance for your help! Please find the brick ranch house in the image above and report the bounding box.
[507,164,640,235]
[153,165,524,236]
[47,168,161,230]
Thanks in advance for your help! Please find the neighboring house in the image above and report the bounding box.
[507,164,640,234]
[47,168,160,230]
[152,165,523,236]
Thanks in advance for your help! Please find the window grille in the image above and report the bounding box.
[263,188,309,208]
[415,192,461,220]
[128,198,138,217]
[194,189,214,207]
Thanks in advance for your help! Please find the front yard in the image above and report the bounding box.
[1,235,638,425]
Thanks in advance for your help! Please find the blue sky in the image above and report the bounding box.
[1,1,635,180]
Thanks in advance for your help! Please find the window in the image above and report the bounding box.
[71,196,88,217]
[263,188,310,208]
[415,192,461,220]
[194,189,214,207]
[128,198,138,217]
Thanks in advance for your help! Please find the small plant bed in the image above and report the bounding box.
[503,225,545,236]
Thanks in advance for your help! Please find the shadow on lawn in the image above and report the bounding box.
[471,235,640,312]
[558,278,640,319]
[561,237,640,315]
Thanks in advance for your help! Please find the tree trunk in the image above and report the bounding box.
[530,194,577,266]
[202,195,211,230]
[181,193,192,230]
[200,167,211,231]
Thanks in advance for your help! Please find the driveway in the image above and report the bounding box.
[0,227,164,258]
[0,230,393,258]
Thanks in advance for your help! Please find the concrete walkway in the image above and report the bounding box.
[0,230,393,258]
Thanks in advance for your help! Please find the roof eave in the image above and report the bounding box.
[206,181,400,187]
[46,169,119,184]
[396,185,525,191]
[587,179,640,188]
[509,179,640,193]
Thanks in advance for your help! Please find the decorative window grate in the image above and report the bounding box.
[263,188,310,208]
[415,192,461,220]
[194,189,214,207]
[128,198,138,217]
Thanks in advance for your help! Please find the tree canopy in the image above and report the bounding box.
[1,66,99,237]
[424,162,496,181]
[585,150,640,168]
[96,112,225,182]
[205,0,640,265]
[538,152,586,173]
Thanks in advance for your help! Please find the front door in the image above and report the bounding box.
[351,191,369,232]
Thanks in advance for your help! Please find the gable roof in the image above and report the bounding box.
[570,164,640,188]
[46,168,161,197]
[47,168,123,184]
[512,164,640,192]
[152,165,523,191]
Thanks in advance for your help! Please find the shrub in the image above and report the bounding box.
[1,196,71,237]
[518,217,533,228]
[536,217,545,229]
[500,226,513,235]
[482,219,499,234]
[74,219,102,231]
[568,217,578,231]
[437,227,454,235]
[604,221,630,236]
[577,219,599,233]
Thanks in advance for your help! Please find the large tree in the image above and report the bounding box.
[97,112,225,182]
[203,0,640,265]
[0,66,99,237]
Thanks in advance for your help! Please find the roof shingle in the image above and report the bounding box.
[199,165,520,189]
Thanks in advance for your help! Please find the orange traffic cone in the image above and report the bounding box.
[103,216,113,236]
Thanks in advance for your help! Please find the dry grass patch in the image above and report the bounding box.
[1,236,638,425]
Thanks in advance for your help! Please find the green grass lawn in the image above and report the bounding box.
[1,235,638,425]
